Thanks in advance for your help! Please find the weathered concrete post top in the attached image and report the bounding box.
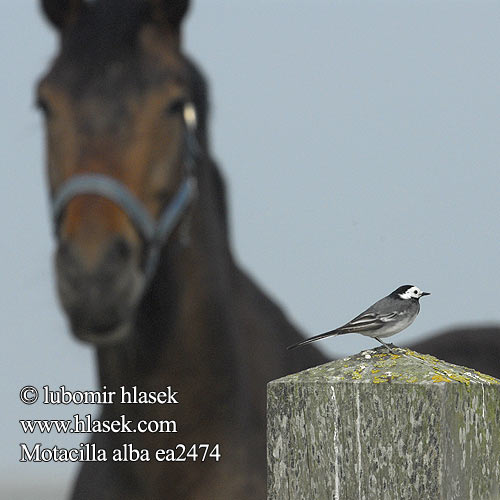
[267,347,500,500]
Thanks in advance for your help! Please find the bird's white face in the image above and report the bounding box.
[399,286,426,300]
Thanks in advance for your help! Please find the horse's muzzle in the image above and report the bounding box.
[55,236,144,343]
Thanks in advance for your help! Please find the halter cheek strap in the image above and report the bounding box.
[50,102,199,284]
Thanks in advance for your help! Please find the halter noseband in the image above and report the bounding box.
[51,102,199,284]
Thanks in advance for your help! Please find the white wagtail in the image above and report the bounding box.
[287,285,430,351]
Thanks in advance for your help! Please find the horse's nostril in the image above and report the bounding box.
[110,236,133,263]
[58,240,70,258]
[57,239,76,268]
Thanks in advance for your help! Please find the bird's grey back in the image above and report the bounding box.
[358,294,420,318]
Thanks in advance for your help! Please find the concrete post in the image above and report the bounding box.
[267,347,500,500]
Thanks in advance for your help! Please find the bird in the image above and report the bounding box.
[287,285,430,351]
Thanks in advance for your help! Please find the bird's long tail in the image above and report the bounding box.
[287,330,340,350]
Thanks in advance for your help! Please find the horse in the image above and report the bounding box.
[38,1,499,499]
[38,1,326,498]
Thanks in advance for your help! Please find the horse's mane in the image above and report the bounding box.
[187,59,230,238]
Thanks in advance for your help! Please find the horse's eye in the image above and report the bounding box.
[165,98,185,116]
[36,96,52,119]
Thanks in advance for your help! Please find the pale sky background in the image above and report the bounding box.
[2,1,500,498]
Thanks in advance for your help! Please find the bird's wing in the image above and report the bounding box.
[287,311,400,349]
[287,311,401,350]
[337,311,400,334]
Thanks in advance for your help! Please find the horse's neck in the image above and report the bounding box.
[95,161,247,428]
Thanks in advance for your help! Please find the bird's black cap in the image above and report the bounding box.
[390,285,415,297]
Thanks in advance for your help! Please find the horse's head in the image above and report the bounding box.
[37,0,198,343]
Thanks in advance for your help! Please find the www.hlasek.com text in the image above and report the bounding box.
[20,413,177,434]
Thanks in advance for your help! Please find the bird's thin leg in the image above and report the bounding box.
[374,337,397,354]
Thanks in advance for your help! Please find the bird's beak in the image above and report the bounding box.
[421,291,431,297]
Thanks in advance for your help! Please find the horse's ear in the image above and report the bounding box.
[148,0,190,32]
[40,0,86,30]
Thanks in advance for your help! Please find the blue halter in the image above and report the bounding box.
[51,103,199,283]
